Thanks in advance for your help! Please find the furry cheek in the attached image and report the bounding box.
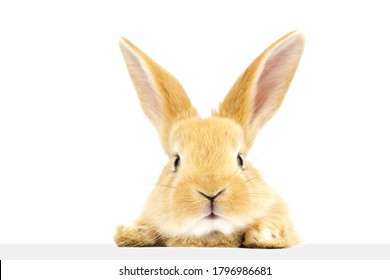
[170,184,205,222]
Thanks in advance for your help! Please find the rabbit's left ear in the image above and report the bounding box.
[218,31,305,151]
[119,37,198,154]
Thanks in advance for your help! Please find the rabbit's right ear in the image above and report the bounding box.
[119,37,198,153]
[218,31,305,151]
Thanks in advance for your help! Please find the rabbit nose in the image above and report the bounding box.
[198,189,225,201]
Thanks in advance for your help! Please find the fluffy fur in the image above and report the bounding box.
[114,31,305,248]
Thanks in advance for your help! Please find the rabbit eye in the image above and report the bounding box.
[237,154,244,168]
[173,154,181,172]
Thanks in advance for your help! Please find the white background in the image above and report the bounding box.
[0,0,389,244]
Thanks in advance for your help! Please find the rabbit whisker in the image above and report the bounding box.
[156,184,176,189]
[163,165,185,179]
[250,194,277,198]
[244,177,261,184]
[146,155,167,168]
[128,183,175,189]
[236,153,264,176]
[128,183,158,187]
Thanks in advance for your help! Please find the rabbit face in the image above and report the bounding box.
[151,117,276,237]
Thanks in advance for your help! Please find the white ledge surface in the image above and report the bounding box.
[1,244,389,260]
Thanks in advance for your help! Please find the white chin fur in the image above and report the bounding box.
[185,218,237,236]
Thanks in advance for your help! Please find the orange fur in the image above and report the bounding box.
[115,31,305,248]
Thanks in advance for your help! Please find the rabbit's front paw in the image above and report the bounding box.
[242,220,298,248]
[114,223,159,247]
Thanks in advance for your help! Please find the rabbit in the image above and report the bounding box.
[114,31,305,248]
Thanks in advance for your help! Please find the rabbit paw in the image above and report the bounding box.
[114,223,160,247]
[242,220,299,248]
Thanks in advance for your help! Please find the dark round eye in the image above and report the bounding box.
[173,154,181,172]
[237,154,244,168]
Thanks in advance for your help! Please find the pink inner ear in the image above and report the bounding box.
[124,46,162,125]
[252,44,294,123]
[137,69,162,124]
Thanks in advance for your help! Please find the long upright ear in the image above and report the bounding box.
[119,37,198,153]
[218,31,305,151]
